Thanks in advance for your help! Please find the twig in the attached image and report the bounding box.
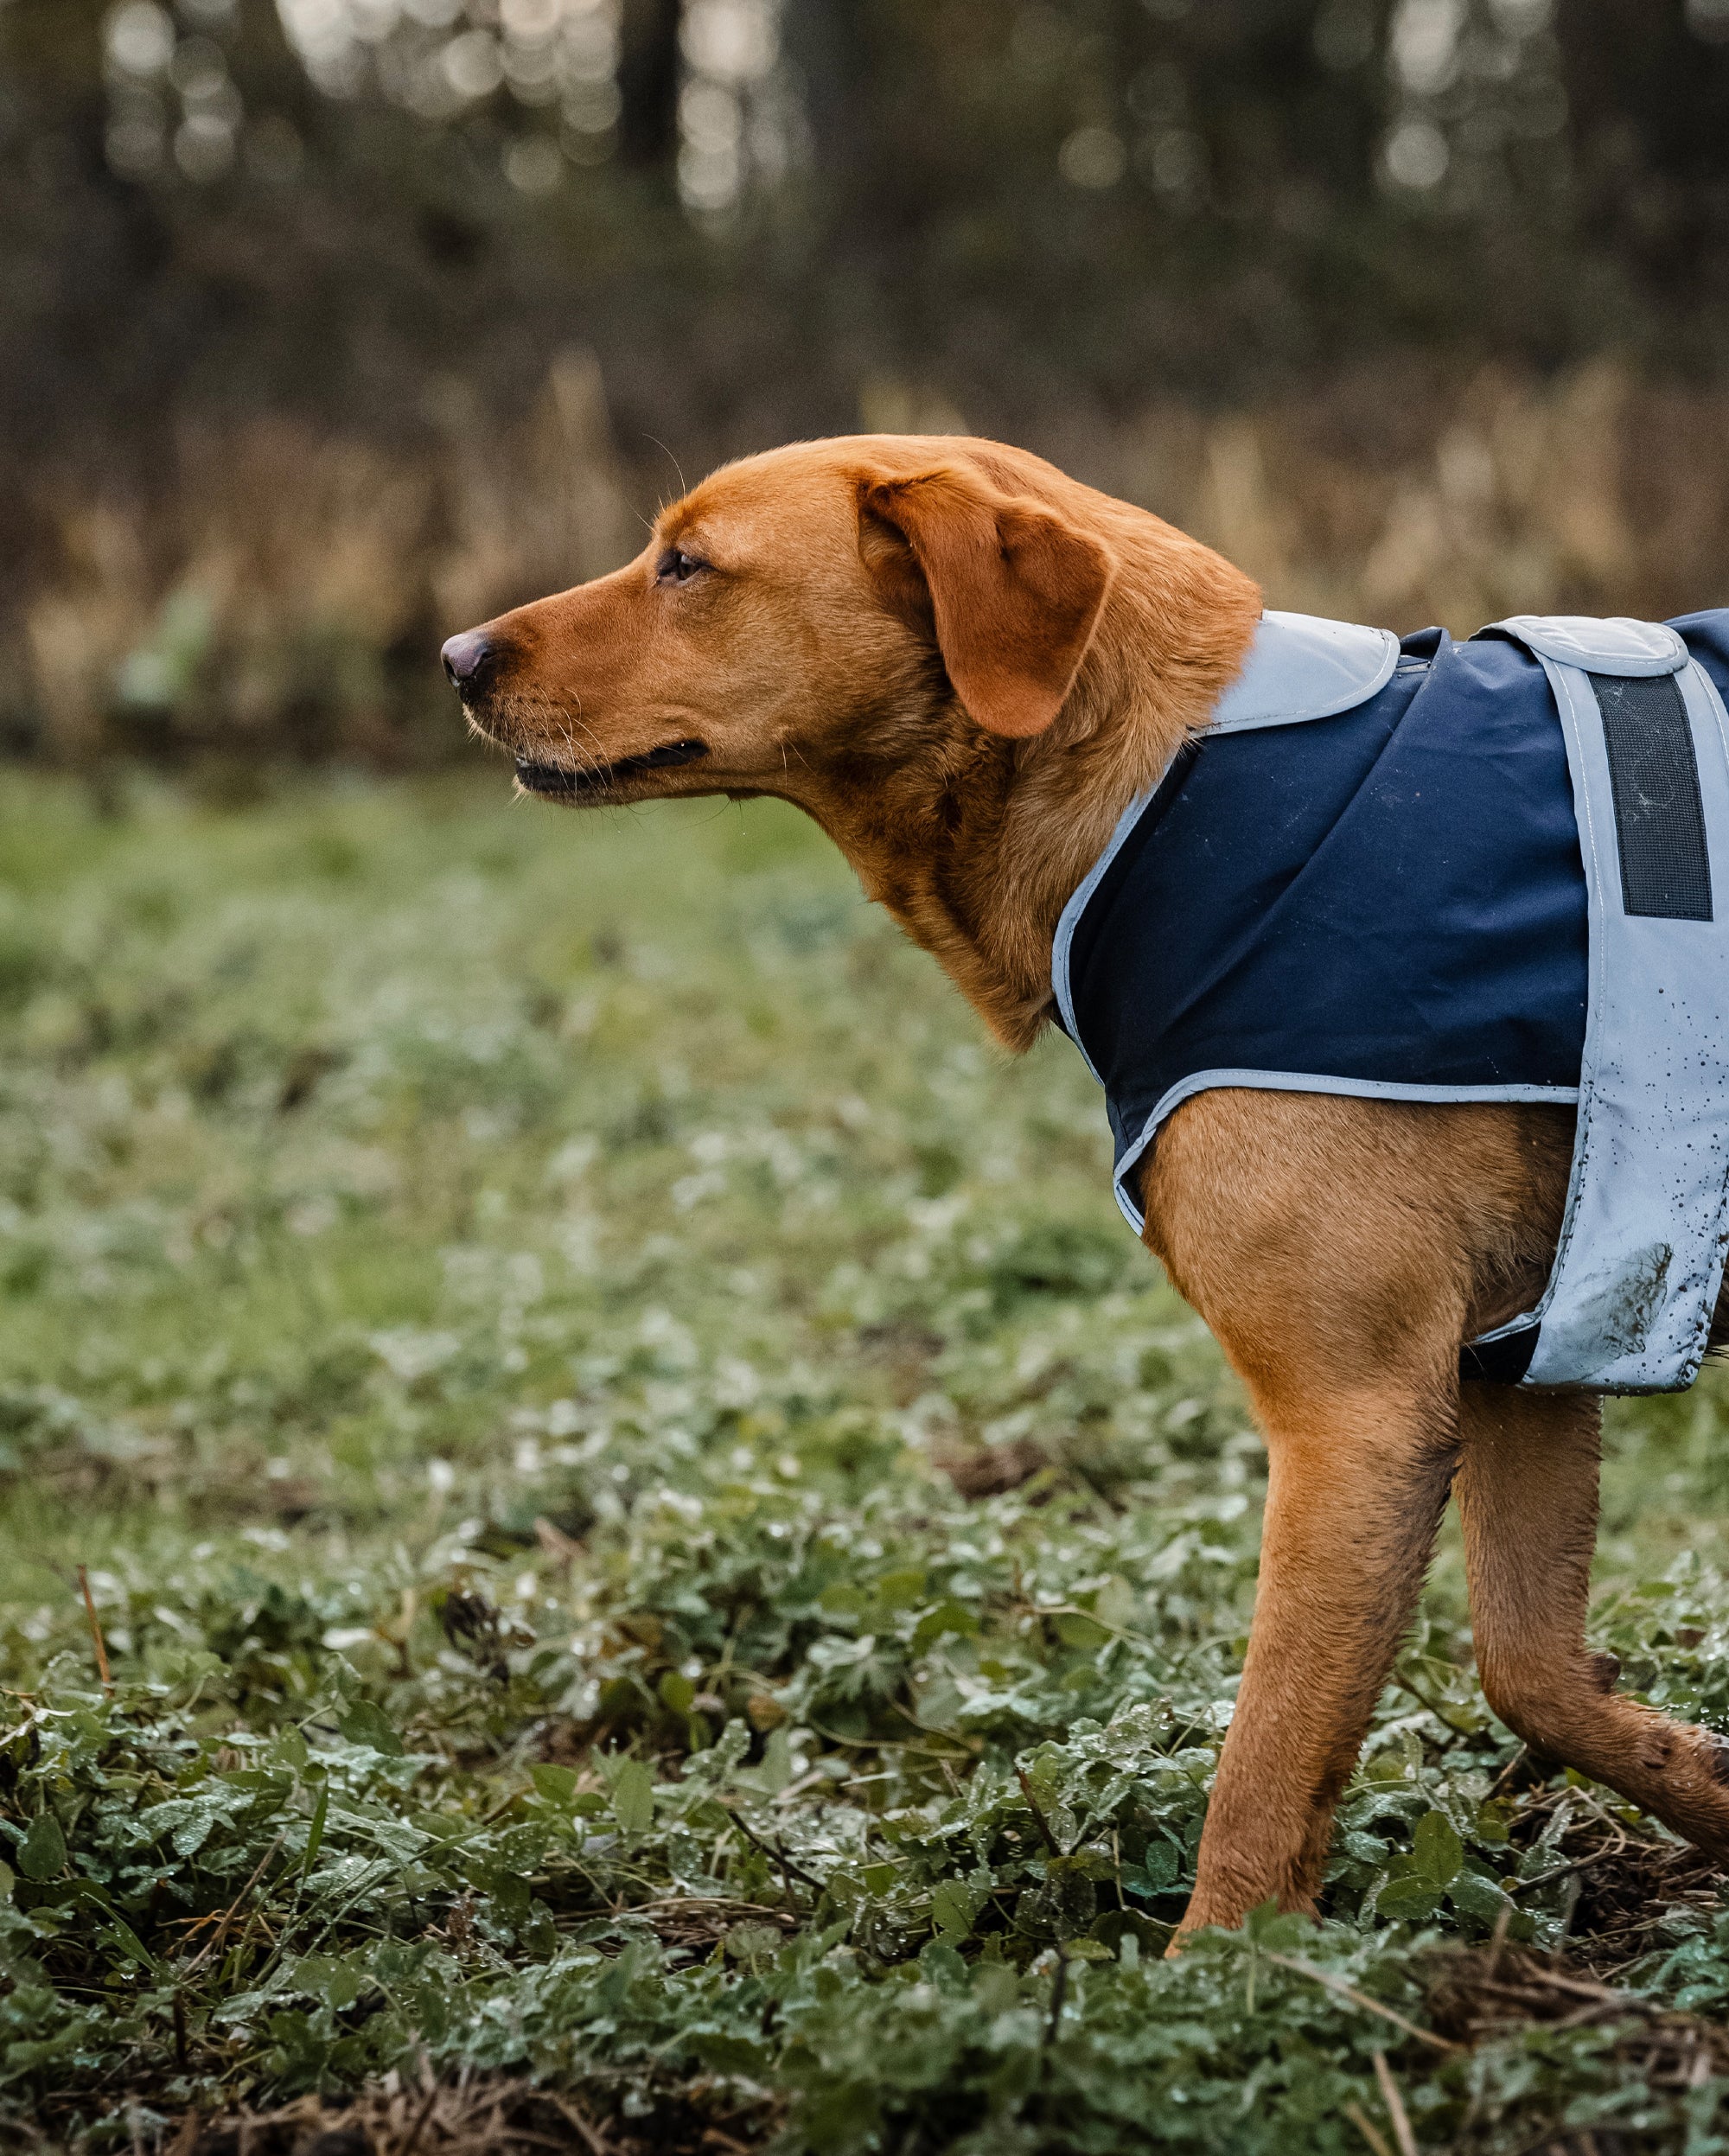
[805,1719,968,1758]
[1393,1667,1477,1734]
[1551,1873,1582,1962]
[1015,1768,1062,1858]
[76,1567,112,1694]
[771,1765,834,1807]
[548,2092,617,2153]
[725,1807,823,1893]
[180,1833,285,1976]
[398,2082,441,2156]
[1508,1823,1629,1898]
[533,1515,583,1566]
[1483,1902,1511,1983]
[1344,2100,1396,2156]
[888,1700,976,1753]
[1372,2051,1420,2156]
[1475,1965,1661,2012]
[1045,1948,1070,2044]
[1260,1951,1461,2052]
[0,1707,46,1752]
[1546,1997,1643,2032]
[1506,1852,1601,1896]
[1488,1746,1533,1797]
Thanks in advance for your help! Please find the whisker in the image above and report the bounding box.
[643,434,688,500]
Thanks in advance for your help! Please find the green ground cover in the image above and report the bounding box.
[5,770,1729,2152]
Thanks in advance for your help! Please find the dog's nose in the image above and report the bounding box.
[441,630,495,693]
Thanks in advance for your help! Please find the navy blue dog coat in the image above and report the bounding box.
[1053,610,1729,1394]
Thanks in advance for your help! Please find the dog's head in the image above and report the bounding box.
[442,436,1119,809]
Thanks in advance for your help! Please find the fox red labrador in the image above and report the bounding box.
[442,435,1729,1941]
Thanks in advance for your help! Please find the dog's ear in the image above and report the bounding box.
[858,466,1114,737]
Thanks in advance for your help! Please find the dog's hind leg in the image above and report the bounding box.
[1455,1386,1729,1856]
[1172,1375,1461,1939]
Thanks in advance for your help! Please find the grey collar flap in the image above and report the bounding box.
[1205,609,1400,735]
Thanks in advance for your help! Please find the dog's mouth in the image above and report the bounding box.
[514,739,710,797]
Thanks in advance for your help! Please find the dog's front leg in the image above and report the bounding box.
[1140,1089,1477,1941]
[1175,1381,1458,1937]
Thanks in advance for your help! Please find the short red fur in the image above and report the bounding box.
[449,433,1729,1942]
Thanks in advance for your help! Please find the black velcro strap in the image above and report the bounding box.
[1459,1325,1539,1385]
[1589,671,1713,922]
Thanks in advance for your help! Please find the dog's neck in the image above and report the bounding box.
[791,528,1262,1050]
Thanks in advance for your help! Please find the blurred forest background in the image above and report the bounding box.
[5,0,1729,767]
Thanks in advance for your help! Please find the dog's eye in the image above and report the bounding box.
[656,547,707,584]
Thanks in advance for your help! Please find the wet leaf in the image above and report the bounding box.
[611,1759,654,1838]
[18,1812,66,1882]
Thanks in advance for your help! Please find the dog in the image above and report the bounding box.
[442,435,1729,1941]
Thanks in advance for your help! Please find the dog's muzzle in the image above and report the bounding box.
[441,629,499,698]
[514,739,710,796]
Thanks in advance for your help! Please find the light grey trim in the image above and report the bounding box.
[1506,645,1729,1391]
[1496,614,1687,677]
[1051,785,1155,1081]
[1050,610,1402,1052]
[1479,651,1610,1363]
[1107,1071,1579,1235]
[1467,1311,1538,1350]
[1206,705,1394,737]
[1207,611,1400,733]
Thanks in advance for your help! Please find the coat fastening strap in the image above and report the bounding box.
[1471,616,1729,1391]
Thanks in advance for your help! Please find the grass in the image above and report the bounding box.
[4,768,1729,2152]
